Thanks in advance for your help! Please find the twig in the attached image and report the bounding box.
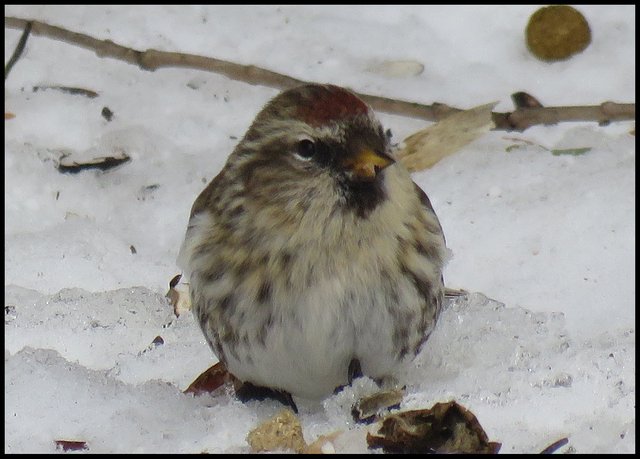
[4,20,31,80]
[32,85,98,98]
[4,16,635,131]
[539,437,569,454]
[57,154,131,174]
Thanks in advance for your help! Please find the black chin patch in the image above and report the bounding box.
[337,171,388,219]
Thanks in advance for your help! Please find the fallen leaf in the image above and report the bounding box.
[367,400,501,454]
[54,440,88,452]
[503,136,592,158]
[352,388,404,424]
[184,361,230,396]
[505,144,524,152]
[397,102,496,171]
[5,112,16,120]
[539,437,569,454]
[551,147,591,156]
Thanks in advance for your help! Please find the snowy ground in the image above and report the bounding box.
[4,5,635,454]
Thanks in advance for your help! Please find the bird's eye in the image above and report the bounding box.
[295,139,316,161]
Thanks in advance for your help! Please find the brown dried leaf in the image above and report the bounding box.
[397,102,496,172]
[367,400,501,454]
[184,361,230,396]
[539,437,569,454]
[5,112,16,120]
[247,409,307,453]
[54,440,88,452]
[352,388,404,424]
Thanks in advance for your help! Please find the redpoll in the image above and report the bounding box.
[178,84,447,406]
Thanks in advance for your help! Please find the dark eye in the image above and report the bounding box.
[295,139,316,160]
[385,128,393,141]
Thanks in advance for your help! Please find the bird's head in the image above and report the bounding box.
[232,84,396,218]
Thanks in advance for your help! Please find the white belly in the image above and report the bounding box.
[216,273,419,400]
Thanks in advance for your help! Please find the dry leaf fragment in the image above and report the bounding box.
[247,409,307,453]
[539,437,569,454]
[33,85,99,98]
[57,153,130,174]
[5,112,16,120]
[396,102,496,172]
[54,440,88,452]
[166,276,192,317]
[502,136,592,157]
[184,361,230,396]
[352,388,405,424]
[551,147,591,156]
[101,106,114,121]
[367,400,501,454]
[137,335,165,356]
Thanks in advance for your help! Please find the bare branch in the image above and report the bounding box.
[4,16,305,88]
[5,16,635,131]
[500,103,636,131]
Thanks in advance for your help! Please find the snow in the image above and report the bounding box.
[4,5,635,454]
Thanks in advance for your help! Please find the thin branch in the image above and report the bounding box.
[4,16,305,88]
[4,19,31,80]
[5,16,635,132]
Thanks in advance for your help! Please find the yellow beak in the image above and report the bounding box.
[343,148,395,181]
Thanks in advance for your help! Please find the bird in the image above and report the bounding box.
[177,83,448,408]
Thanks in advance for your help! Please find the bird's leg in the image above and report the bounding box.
[333,358,363,394]
[234,381,299,414]
[347,358,363,384]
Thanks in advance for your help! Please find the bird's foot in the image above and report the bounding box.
[234,381,298,413]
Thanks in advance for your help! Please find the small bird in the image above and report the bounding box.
[178,84,447,406]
